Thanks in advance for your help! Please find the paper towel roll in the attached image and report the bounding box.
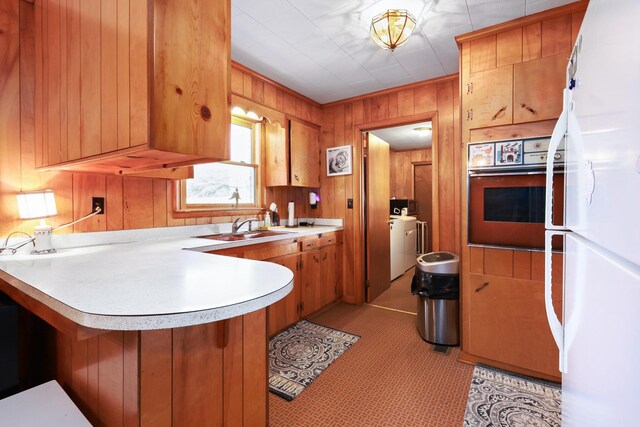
[287,201,295,226]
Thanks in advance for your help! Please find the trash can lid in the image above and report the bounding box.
[416,252,459,274]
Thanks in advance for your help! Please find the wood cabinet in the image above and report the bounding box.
[466,273,562,377]
[210,231,343,336]
[457,3,586,381]
[34,0,230,175]
[265,119,320,188]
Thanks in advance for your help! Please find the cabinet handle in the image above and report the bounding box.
[491,106,507,121]
[520,103,538,115]
[294,174,300,182]
[323,252,328,261]
[475,282,490,293]
[313,255,319,263]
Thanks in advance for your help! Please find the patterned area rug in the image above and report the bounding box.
[464,365,562,427]
[269,320,360,401]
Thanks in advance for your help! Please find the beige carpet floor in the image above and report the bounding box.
[269,299,474,426]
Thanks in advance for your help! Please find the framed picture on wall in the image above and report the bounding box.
[326,145,352,176]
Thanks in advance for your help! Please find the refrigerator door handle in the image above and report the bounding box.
[545,89,569,230]
[545,230,567,373]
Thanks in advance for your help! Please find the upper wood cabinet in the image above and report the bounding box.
[34,0,230,175]
[466,66,513,128]
[513,54,567,123]
[265,119,320,188]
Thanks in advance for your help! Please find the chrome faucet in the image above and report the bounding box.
[232,217,259,234]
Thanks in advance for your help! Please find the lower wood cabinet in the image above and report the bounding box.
[465,273,562,378]
[211,231,343,337]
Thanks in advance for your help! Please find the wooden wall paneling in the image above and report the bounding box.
[106,175,124,230]
[242,309,267,426]
[469,35,496,73]
[370,95,387,122]
[116,0,130,151]
[70,338,89,415]
[571,11,586,46]
[513,250,532,280]
[284,93,296,116]
[496,28,522,67]
[79,0,101,158]
[101,0,118,153]
[263,83,277,109]
[402,152,412,198]
[0,0,21,237]
[342,105,354,299]
[123,177,154,229]
[59,0,68,163]
[166,180,186,227]
[453,79,461,256]
[223,317,243,426]
[362,98,371,123]
[46,0,62,164]
[230,67,243,94]
[72,174,107,232]
[541,14,572,57]
[522,23,542,62]
[55,331,72,391]
[86,336,99,418]
[397,89,414,117]
[483,247,514,277]
[387,91,398,119]
[414,84,438,114]
[67,0,82,159]
[128,0,148,148]
[140,329,172,427]
[33,0,44,169]
[153,178,168,227]
[437,81,455,252]
[275,89,285,112]
[172,323,222,426]
[252,78,264,104]
[97,332,125,427]
[242,72,252,99]
[123,332,139,427]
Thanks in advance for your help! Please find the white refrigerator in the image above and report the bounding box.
[544,0,640,425]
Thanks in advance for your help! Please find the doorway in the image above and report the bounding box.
[414,163,433,253]
[363,120,434,303]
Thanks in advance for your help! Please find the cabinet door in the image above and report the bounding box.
[320,244,337,306]
[300,249,322,316]
[467,66,513,129]
[290,120,320,188]
[264,121,289,187]
[514,54,567,124]
[467,274,561,377]
[266,253,300,336]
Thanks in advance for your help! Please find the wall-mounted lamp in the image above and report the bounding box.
[14,190,102,255]
[309,191,319,209]
[17,190,58,254]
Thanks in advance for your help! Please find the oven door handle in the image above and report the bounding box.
[545,89,569,230]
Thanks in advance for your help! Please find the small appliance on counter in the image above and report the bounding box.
[390,199,416,217]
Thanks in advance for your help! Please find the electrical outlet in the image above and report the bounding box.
[92,197,105,215]
[347,198,353,209]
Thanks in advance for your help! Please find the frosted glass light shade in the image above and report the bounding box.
[370,9,417,51]
[17,190,58,220]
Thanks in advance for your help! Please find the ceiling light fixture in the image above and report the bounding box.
[414,126,432,133]
[370,9,417,51]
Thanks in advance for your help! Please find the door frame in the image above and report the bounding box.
[353,111,439,305]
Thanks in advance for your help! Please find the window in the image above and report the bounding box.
[178,116,260,210]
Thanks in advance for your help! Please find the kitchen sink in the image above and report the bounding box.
[198,230,289,242]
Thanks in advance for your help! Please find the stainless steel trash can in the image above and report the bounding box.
[412,252,460,346]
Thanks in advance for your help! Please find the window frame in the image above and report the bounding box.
[175,115,262,213]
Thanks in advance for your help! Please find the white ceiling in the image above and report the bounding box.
[232,0,578,103]
[370,122,433,151]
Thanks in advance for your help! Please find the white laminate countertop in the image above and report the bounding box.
[0,224,342,331]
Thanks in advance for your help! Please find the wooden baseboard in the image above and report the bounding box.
[459,350,561,383]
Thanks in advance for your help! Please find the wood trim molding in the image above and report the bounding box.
[455,0,589,44]
[323,74,459,108]
[232,61,321,108]
[459,350,561,382]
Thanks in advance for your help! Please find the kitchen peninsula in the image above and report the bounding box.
[0,228,301,426]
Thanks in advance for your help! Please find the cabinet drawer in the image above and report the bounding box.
[300,239,319,252]
[318,235,336,247]
[244,243,298,261]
